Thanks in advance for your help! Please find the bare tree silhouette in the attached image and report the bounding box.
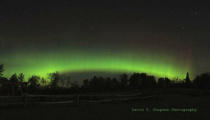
[18,73,24,82]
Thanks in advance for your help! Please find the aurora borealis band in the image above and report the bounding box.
[1,0,210,81]
[0,48,191,80]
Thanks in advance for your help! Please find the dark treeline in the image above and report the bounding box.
[0,64,210,96]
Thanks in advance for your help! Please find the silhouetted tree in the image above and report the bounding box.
[0,64,4,77]
[193,73,210,89]
[9,74,19,95]
[105,77,113,91]
[89,76,99,91]
[18,73,24,82]
[0,77,9,95]
[157,77,171,88]
[111,77,120,91]
[120,73,128,89]
[142,75,156,88]
[184,72,191,87]
[88,76,119,92]
[129,73,145,89]
[49,72,60,88]
[17,73,25,95]
[98,76,106,91]
[28,75,40,89]
[128,73,156,89]
[10,74,19,83]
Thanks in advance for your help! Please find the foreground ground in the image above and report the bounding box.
[0,93,210,120]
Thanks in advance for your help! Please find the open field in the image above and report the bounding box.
[0,93,210,120]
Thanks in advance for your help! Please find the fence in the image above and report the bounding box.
[0,92,157,107]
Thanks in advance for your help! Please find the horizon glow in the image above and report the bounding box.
[0,49,192,80]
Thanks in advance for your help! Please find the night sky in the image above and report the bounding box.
[0,0,210,80]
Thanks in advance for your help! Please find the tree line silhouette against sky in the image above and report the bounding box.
[0,64,210,96]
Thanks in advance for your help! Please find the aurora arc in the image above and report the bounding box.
[1,49,191,80]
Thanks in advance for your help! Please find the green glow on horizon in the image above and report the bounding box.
[1,49,192,80]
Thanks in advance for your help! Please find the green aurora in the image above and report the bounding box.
[0,49,192,80]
